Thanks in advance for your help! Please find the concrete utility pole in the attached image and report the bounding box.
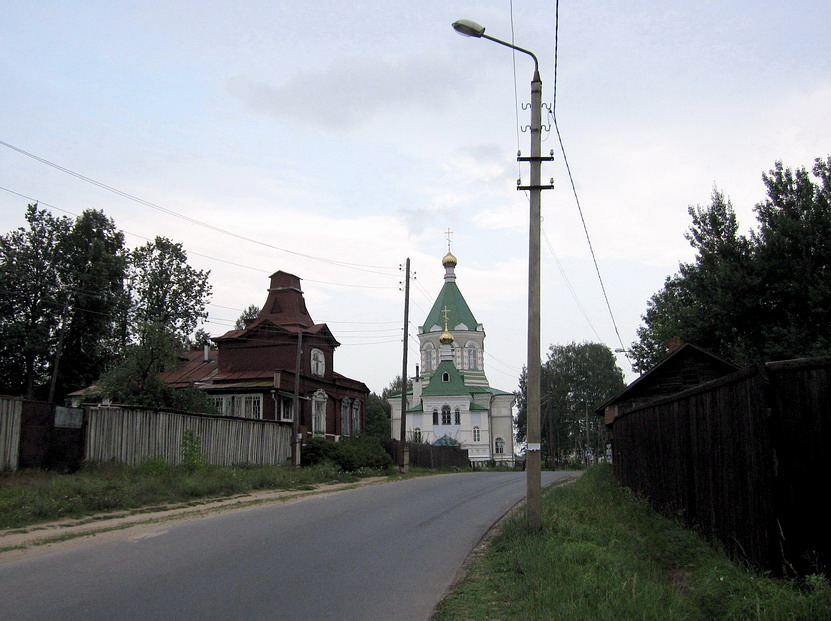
[398,257,411,473]
[452,19,554,530]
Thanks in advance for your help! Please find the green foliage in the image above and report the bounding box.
[127,236,211,344]
[515,342,625,466]
[301,436,392,472]
[234,304,260,329]
[633,157,831,371]
[435,466,831,621]
[364,391,391,439]
[0,461,378,530]
[180,430,204,473]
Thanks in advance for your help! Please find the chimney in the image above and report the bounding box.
[666,337,683,354]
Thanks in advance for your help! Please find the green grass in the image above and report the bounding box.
[0,459,382,530]
[434,465,831,621]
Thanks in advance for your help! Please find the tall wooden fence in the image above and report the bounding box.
[86,407,291,466]
[0,397,22,471]
[381,439,471,469]
[613,359,830,576]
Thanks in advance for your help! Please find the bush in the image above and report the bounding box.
[301,436,392,472]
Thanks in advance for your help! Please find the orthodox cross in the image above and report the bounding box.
[445,228,453,252]
[441,306,451,331]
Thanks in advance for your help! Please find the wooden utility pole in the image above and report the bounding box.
[292,330,303,467]
[398,258,411,473]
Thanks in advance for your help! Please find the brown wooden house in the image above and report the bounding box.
[161,271,369,440]
[595,342,739,428]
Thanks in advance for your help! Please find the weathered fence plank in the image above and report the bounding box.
[0,397,22,471]
[85,407,291,467]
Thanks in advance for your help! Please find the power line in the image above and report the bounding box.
[548,3,631,361]
[0,140,399,276]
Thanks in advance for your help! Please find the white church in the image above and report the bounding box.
[389,246,516,464]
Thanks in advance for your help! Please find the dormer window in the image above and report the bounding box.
[311,349,325,376]
[442,372,450,382]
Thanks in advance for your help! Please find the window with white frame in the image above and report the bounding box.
[441,404,451,425]
[413,427,422,442]
[211,394,263,419]
[311,349,325,376]
[313,390,327,435]
[351,400,360,435]
[454,407,461,425]
[432,408,439,425]
[495,437,505,454]
[473,426,481,442]
[341,398,351,437]
[280,396,294,422]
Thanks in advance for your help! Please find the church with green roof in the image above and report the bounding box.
[389,246,515,464]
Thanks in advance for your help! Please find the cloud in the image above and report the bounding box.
[227,53,472,131]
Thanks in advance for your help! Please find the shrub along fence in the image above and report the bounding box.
[612,358,830,577]
[380,438,470,469]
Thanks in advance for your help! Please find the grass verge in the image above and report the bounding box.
[0,459,394,530]
[433,465,831,621]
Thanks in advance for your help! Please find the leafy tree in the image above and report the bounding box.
[127,236,211,345]
[364,391,391,439]
[632,157,831,371]
[0,205,72,398]
[632,189,754,370]
[515,342,625,467]
[234,304,260,329]
[97,321,215,412]
[50,209,128,400]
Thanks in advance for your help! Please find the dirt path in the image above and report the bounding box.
[0,477,388,563]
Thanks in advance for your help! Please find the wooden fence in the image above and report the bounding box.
[381,439,471,469]
[0,397,22,471]
[612,359,830,576]
[86,407,291,466]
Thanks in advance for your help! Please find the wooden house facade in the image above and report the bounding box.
[161,271,369,440]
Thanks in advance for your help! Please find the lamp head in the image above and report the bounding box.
[452,19,485,38]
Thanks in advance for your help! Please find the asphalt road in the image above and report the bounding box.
[0,471,575,621]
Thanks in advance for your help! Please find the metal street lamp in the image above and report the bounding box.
[452,19,552,530]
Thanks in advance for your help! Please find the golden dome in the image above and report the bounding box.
[442,251,457,268]
[440,330,454,345]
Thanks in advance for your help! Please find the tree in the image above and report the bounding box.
[97,321,215,413]
[0,205,72,398]
[234,304,260,329]
[364,392,391,439]
[632,158,831,371]
[515,342,625,467]
[127,237,211,345]
[632,189,754,370]
[50,209,128,400]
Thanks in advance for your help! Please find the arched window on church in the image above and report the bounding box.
[465,342,477,370]
[413,427,422,443]
[432,408,439,425]
[441,405,451,425]
[422,343,435,372]
[494,437,505,454]
[454,407,460,425]
[473,426,481,442]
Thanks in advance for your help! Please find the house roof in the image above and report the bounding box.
[594,343,739,415]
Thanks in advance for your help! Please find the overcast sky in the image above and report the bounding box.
[2,1,829,394]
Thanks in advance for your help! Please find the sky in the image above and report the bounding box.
[1,1,829,395]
